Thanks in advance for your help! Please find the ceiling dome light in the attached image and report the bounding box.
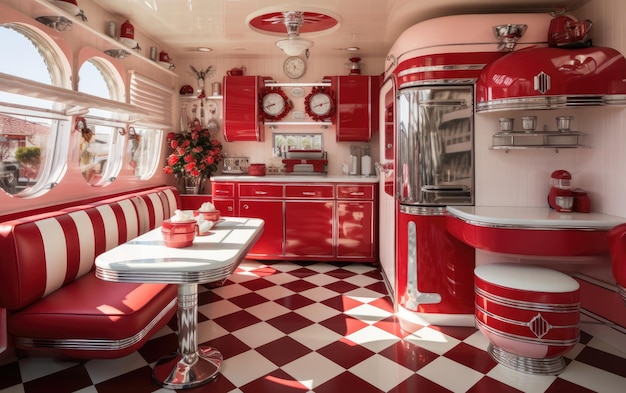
[276,37,313,56]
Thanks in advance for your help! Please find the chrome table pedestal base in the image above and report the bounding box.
[488,343,566,375]
[153,283,223,389]
[153,346,223,389]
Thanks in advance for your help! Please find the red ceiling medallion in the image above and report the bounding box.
[248,10,340,36]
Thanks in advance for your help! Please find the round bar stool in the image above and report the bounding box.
[474,263,580,375]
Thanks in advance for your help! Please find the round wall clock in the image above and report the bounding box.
[283,56,307,79]
[261,87,293,121]
[304,86,336,122]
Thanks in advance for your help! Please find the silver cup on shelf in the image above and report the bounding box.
[556,116,573,132]
[499,118,514,132]
[521,116,537,132]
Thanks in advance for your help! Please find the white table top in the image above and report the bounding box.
[95,217,264,284]
[447,205,626,230]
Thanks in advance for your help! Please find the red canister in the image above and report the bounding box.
[573,189,591,213]
[159,51,170,63]
[120,20,134,39]
[248,163,266,176]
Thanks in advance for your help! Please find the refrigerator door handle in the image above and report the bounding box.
[403,221,442,310]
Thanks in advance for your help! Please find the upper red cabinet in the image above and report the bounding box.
[223,75,264,141]
[326,75,381,142]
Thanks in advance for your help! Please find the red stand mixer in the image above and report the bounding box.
[548,169,573,212]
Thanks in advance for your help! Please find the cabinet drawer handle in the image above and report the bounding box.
[302,191,316,196]
[255,191,268,195]
[215,190,229,194]
[350,192,365,196]
[227,206,233,211]
[243,204,249,210]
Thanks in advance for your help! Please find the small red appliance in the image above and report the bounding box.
[548,169,573,212]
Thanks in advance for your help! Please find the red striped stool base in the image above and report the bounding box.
[475,263,580,375]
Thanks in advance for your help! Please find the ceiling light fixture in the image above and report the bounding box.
[275,11,313,56]
[197,47,212,52]
[276,37,313,56]
[344,46,360,51]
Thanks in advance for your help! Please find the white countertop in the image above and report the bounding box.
[95,217,264,284]
[447,206,626,230]
[211,174,379,183]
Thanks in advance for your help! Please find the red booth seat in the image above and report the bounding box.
[0,186,180,359]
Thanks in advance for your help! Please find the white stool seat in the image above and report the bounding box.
[474,263,580,375]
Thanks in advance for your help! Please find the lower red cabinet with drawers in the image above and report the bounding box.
[211,180,377,263]
[212,182,236,216]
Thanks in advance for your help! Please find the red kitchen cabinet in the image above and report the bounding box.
[284,184,334,258]
[211,182,236,216]
[239,183,284,257]
[211,179,378,263]
[285,200,334,258]
[326,75,381,142]
[336,185,376,260]
[239,199,283,257]
[223,75,263,141]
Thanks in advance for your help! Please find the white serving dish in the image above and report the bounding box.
[159,61,173,69]
[119,37,138,49]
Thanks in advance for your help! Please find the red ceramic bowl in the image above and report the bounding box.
[248,163,266,176]
[161,219,196,248]
[194,210,220,221]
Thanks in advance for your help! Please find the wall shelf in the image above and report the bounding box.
[180,95,223,101]
[264,82,331,87]
[32,0,177,76]
[265,121,331,128]
[490,130,589,152]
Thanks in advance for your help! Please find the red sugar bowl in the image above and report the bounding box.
[161,219,197,248]
[194,209,220,222]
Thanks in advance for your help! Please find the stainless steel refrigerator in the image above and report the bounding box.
[395,85,476,325]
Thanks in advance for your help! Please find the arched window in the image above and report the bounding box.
[77,58,125,186]
[0,24,70,196]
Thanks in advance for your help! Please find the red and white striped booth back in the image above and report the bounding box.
[0,186,179,311]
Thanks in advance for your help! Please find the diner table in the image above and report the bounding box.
[95,217,264,390]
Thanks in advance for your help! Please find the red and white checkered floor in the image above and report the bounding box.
[1,260,625,392]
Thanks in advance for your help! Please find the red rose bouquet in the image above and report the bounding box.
[163,121,222,179]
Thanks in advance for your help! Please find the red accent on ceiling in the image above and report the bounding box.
[249,12,339,34]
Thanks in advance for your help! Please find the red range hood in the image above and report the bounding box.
[476,46,626,112]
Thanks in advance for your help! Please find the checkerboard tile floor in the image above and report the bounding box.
[1,260,625,393]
